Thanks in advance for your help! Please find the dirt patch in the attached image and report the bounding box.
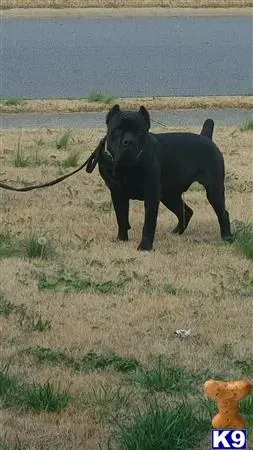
[1,96,252,114]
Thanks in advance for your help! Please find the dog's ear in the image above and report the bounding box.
[139,105,150,129]
[106,104,121,124]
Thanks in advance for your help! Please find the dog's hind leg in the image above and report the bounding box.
[111,192,130,241]
[204,184,234,242]
[161,195,193,235]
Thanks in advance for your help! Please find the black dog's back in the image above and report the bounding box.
[153,131,222,166]
[152,131,225,193]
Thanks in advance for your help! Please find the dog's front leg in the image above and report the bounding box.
[111,191,130,241]
[137,197,160,251]
[137,177,160,251]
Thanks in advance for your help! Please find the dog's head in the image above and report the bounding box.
[105,104,150,172]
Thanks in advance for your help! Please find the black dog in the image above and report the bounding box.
[87,105,233,250]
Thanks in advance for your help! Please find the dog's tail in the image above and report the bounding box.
[200,119,214,140]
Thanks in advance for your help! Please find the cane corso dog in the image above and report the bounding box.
[88,105,233,251]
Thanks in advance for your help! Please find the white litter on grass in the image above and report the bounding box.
[174,329,192,338]
[38,237,47,246]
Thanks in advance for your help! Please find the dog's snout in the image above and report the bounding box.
[123,137,134,147]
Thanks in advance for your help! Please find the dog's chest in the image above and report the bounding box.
[118,167,146,200]
[99,154,148,200]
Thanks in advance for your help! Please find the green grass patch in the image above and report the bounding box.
[163,282,177,295]
[132,357,204,395]
[56,130,71,149]
[113,401,210,450]
[87,89,115,104]
[13,135,31,167]
[28,347,141,374]
[38,268,130,294]
[89,383,135,423]
[26,235,51,259]
[26,315,52,332]
[240,392,253,432]
[81,351,141,373]
[0,297,26,320]
[0,367,19,406]
[0,433,21,450]
[0,366,69,413]
[0,296,51,333]
[233,220,253,260]
[240,118,253,131]
[4,97,23,106]
[241,269,253,296]
[28,347,74,368]
[0,233,53,260]
[0,296,18,317]
[61,150,80,168]
[106,391,253,449]
[18,309,52,333]
[11,135,44,167]
[0,234,21,258]
[234,358,253,377]
[21,381,69,413]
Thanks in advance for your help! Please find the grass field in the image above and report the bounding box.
[0,124,252,449]
[0,95,252,114]
[1,0,252,9]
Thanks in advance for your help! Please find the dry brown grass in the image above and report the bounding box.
[0,125,252,449]
[0,95,252,114]
[2,6,252,19]
[1,0,252,9]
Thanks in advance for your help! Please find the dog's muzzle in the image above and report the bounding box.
[104,139,143,176]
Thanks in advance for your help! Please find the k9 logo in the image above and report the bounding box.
[212,430,247,449]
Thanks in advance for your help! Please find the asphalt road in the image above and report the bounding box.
[0,109,252,129]
[0,17,252,99]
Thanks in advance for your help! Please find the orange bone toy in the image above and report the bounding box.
[204,379,252,429]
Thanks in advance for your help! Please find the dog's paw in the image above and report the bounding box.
[171,225,180,234]
[222,234,234,244]
[137,239,153,251]
[117,233,128,242]
[171,224,185,235]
